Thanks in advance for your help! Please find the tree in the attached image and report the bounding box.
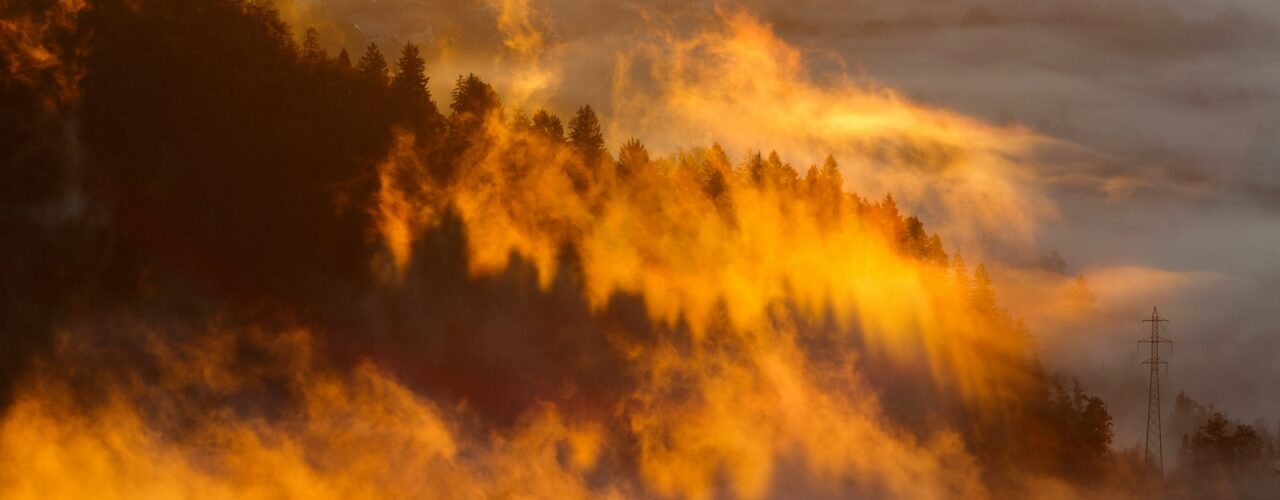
[356,43,389,86]
[699,144,733,201]
[1187,412,1267,468]
[765,151,783,181]
[510,108,532,132]
[744,151,765,185]
[336,48,350,68]
[1171,392,1212,462]
[568,105,606,166]
[301,27,324,65]
[971,263,998,316]
[804,165,820,194]
[530,109,564,142]
[821,154,843,193]
[392,42,429,103]
[449,73,501,137]
[880,193,900,220]
[1077,395,1113,461]
[616,138,649,178]
[389,42,442,136]
[707,143,732,172]
[805,154,843,222]
[761,150,797,190]
[902,216,945,265]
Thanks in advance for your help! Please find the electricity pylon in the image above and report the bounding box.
[1139,307,1172,476]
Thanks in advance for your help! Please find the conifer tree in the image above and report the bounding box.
[616,138,649,178]
[336,48,351,68]
[759,150,781,186]
[971,263,998,316]
[744,151,765,185]
[356,43,389,86]
[531,109,564,142]
[821,154,842,190]
[449,74,501,134]
[302,28,324,65]
[511,108,532,132]
[1078,395,1113,462]
[568,105,606,165]
[392,42,429,103]
[707,143,732,173]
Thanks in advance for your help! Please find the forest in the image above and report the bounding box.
[1,0,1276,498]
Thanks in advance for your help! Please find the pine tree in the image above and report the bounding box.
[356,43,389,86]
[616,138,649,178]
[531,109,563,142]
[336,48,351,68]
[744,151,765,185]
[511,108,532,132]
[450,73,501,136]
[700,144,732,201]
[821,154,842,191]
[707,143,731,173]
[1077,395,1113,461]
[971,263,998,316]
[764,150,784,185]
[392,42,429,102]
[302,28,324,65]
[815,154,844,218]
[568,105,606,166]
[903,216,928,257]
[804,165,820,194]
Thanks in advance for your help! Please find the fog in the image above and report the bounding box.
[297,0,1280,446]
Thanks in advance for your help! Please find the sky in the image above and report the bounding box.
[295,0,1280,446]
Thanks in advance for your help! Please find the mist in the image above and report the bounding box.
[2,0,1278,498]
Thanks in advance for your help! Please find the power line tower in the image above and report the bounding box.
[1138,307,1172,476]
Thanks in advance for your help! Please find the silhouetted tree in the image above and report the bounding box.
[356,43,389,86]
[901,215,945,265]
[821,154,842,185]
[1171,391,1213,457]
[616,138,649,178]
[765,151,783,181]
[392,42,429,102]
[1187,412,1267,468]
[568,105,606,166]
[301,27,324,65]
[391,42,441,137]
[744,151,765,185]
[971,263,999,317]
[531,109,564,142]
[759,151,797,190]
[76,0,391,321]
[510,108,532,132]
[697,143,733,204]
[336,47,351,68]
[804,165,820,192]
[449,73,500,138]
[1078,395,1113,462]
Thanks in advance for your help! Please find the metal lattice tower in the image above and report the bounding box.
[1139,307,1172,476]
